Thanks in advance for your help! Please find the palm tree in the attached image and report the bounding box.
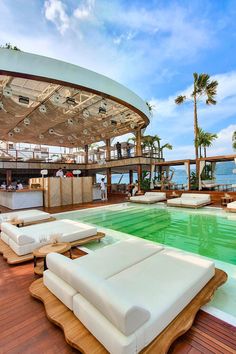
[233,131,236,150]
[159,143,173,159]
[175,73,218,162]
[196,128,218,158]
[141,134,161,158]
[146,102,155,117]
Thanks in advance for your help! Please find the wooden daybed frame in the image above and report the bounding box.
[30,268,227,354]
[0,232,105,264]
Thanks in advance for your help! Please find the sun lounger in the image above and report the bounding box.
[32,238,226,354]
[226,201,236,212]
[130,192,166,204]
[167,193,211,208]
[201,180,219,190]
[0,209,53,228]
[0,219,102,257]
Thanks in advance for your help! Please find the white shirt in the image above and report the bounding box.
[100,181,106,190]
[56,170,64,177]
[17,183,23,190]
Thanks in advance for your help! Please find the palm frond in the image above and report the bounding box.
[175,95,186,104]
[193,72,198,84]
[206,98,217,105]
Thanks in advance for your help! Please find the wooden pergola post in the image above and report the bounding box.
[187,160,191,191]
[107,168,111,194]
[6,170,12,186]
[135,129,142,156]
[106,138,111,161]
[84,144,88,164]
[129,170,133,185]
[137,164,142,194]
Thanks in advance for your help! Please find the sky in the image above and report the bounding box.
[0,0,236,159]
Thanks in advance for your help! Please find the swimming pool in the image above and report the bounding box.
[55,203,236,321]
[56,203,236,265]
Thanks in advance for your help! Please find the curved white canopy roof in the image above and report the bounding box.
[0,49,150,147]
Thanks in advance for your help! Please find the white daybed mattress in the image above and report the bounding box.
[130,192,166,204]
[167,193,211,207]
[0,219,97,255]
[0,209,51,227]
[43,239,215,354]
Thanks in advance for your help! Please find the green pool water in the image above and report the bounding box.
[57,204,236,265]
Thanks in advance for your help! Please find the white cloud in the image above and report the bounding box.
[73,0,95,20]
[207,124,236,156]
[44,0,69,34]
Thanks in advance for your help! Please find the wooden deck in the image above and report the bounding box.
[0,255,235,353]
[0,191,235,215]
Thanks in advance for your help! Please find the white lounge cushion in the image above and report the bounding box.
[43,270,77,310]
[167,198,182,205]
[3,219,97,245]
[181,193,211,201]
[73,294,138,354]
[71,267,150,336]
[8,238,40,256]
[130,192,166,203]
[73,249,215,353]
[1,232,9,245]
[0,209,51,225]
[46,239,163,283]
[227,201,236,209]
[72,238,163,278]
[1,222,35,245]
[145,192,166,198]
[106,249,214,349]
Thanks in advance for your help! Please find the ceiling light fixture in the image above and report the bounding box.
[8,132,14,137]
[49,128,55,135]
[99,99,107,114]
[24,117,31,126]
[39,104,47,113]
[39,134,44,139]
[52,93,62,105]
[19,96,29,104]
[67,118,74,125]
[13,127,21,133]
[83,129,88,135]
[3,86,12,97]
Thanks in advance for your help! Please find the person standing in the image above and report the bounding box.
[126,143,131,158]
[100,178,107,201]
[132,180,138,196]
[65,170,73,177]
[56,168,64,177]
[116,141,122,159]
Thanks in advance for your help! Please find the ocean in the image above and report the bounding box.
[108,161,236,185]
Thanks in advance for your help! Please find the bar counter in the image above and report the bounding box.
[0,189,43,210]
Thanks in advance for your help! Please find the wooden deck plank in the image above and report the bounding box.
[0,253,235,354]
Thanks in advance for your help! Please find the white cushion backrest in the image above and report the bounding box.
[71,266,150,335]
[181,193,210,200]
[0,222,35,245]
[145,192,166,198]
[46,253,77,283]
